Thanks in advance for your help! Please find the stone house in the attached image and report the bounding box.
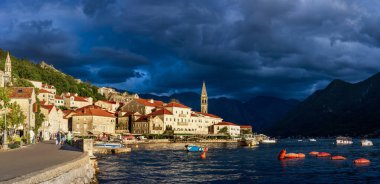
[38,89,55,105]
[240,125,253,135]
[95,100,120,113]
[117,110,141,132]
[121,98,164,115]
[71,106,116,135]
[212,122,241,137]
[62,92,93,109]
[40,104,67,140]
[54,95,64,107]
[9,87,37,131]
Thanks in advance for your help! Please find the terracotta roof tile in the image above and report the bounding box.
[136,98,164,107]
[73,108,115,117]
[55,95,63,100]
[240,125,252,129]
[9,87,34,99]
[38,89,52,94]
[41,104,54,113]
[147,108,172,116]
[215,121,238,126]
[164,102,189,109]
[194,111,221,119]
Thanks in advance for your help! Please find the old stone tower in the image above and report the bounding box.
[201,81,208,113]
[0,52,12,87]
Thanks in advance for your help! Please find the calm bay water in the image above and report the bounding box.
[96,139,380,183]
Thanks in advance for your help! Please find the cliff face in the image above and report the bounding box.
[269,73,380,137]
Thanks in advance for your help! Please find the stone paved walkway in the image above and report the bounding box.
[0,141,83,182]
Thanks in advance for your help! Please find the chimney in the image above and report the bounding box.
[74,93,78,96]
[149,99,154,103]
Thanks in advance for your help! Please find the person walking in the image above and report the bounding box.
[56,131,60,145]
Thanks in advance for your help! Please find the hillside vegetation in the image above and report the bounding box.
[0,49,105,101]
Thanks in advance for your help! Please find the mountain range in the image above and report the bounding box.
[140,93,299,132]
[269,72,380,137]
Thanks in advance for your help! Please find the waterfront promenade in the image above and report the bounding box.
[0,141,83,182]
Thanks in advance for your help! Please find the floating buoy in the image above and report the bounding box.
[201,152,206,159]
[309,151,319,156]
[354,158,370,164]
[297,153,306,158]
[285,153,299,159]
[278,149,287,160]
[204,147,209,152]
[331,156,346,160]
[317,152,331,157]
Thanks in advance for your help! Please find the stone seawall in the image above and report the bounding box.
[4,153,96,184]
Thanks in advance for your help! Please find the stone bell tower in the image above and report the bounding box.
[4,52,12,86]
[201,81,208,113]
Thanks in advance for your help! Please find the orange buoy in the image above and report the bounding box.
[317,152,331,157]
[297,153,306,158]
[331,156,346,160]
[204,147,209,152]
[354,158,370,164]
[201,152,206,159]
[278,149,287,160]
[285,153,299,159]
[309,151,319,156]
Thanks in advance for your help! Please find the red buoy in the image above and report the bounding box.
[317,152,331,157]
[201,152,206,159]
[354,158,370,164]
[278,149,286,160]
[331,156,346,160]
[297,153,306,158]
[309,151,319,156]
[284,153,299,159]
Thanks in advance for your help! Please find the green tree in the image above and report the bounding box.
[0,87,10,131]
[218,127,228,134]
[34,99,45,134]
[7,102,26,135]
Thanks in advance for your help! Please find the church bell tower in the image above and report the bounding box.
[201,81,208,113]
[4,52,12,86]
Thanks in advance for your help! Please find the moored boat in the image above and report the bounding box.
[336,136,353,145]
[361,139,373,146]
[185,145,206,152]
[309,139,317,142]
[260,138,276,144]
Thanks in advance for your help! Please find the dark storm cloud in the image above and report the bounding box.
[1,0,380,99]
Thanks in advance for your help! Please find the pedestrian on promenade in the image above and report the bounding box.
[56,131,60,145]
[67,131,72,145]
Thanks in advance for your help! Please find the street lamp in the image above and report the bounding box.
[28,98,32,144]
[2,108,8,149]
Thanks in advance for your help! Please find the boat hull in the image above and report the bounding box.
[186,145,205,152]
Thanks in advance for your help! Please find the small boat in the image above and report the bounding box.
[260,138,276,144]
[361,139,373,146]
[185,145,206,152]
[309,139,317,142]
[298,140,303,142]
[94,142,123,148]
[336,136,353,145]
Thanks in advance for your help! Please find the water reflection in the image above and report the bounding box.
[97,139,380,183]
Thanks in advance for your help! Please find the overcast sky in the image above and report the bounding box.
[1,0,380,100]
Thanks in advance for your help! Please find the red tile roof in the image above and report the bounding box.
[42,84,55,89]
[194,112,221,119]
[41,104,55,113]
[75,105,102,112]
[38,89,52,94]
[9,87,34,99]
[136,98,164,107]
[135,115,148,122]
[98,100,117,104]
[215,121,238,126]
[55,95,63,100]
[74,96,88,102]
[164,102,190,109]
[73,108,115,117]
[148,108,172,116]
[240,125,252,129]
